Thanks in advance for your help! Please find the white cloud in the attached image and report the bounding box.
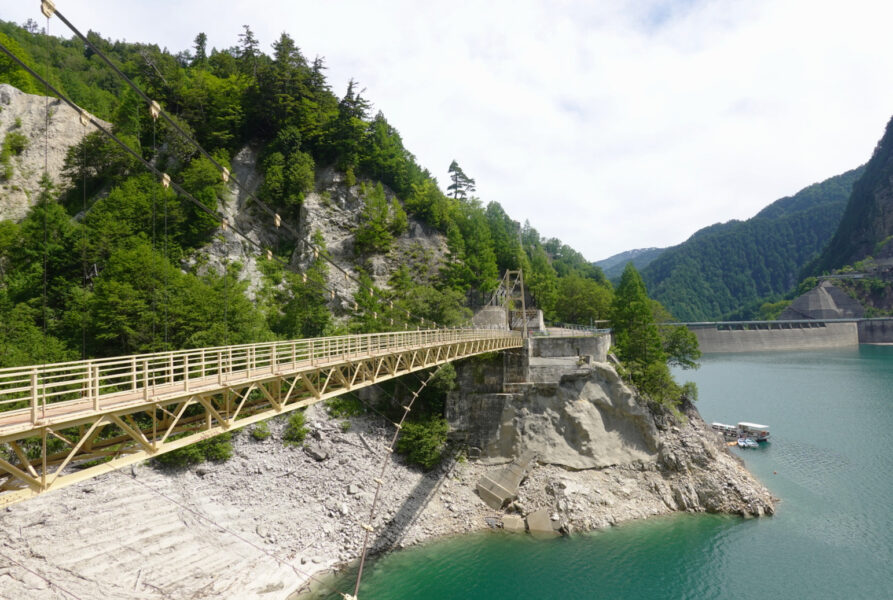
[5,0,893,260]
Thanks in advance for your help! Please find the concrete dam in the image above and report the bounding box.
[685,318,893,353]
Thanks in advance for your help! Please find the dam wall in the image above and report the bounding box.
[857,318,893,344]
[690,321,859,353]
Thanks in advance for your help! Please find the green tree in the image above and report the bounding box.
[191,33,208,67]
[259,127,315,218]
[447,160,476,200]
[396,416,449,470]
[660,325,701,370]
[283,410,308,445]
[612,263,665,374]
[0,32,39,94]
[553,275,612,324]
[265,230,332,339]
[237,25,260,78]
[179,156,226,246]
[486,202,526,272]
[354,183,393,254]
[388,198,408,237]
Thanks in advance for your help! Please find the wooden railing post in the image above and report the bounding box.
[131,357,137,391]
[92,364,100,411]
[30,368,38,424]
[184,355,190,392]
[85,360,94,408]
[143,359,149,401]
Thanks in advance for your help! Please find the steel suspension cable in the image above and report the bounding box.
[0,41,367,326]
[0,551,87,600]
[45,4,442,330]
[352,365,442,597]
[41,10,49,368]
[116,471,349,599]
[81,108,88,358]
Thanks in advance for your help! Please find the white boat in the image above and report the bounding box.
[738,422,770,442]
[737,437,759,448]
[711,422,738,438]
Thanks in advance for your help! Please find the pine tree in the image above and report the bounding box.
[192,33,208,67]
[237,25,259,78]
[612,263,664,368]
[447,160,476,200]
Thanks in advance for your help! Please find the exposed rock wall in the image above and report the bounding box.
[0,338,774,600]
[446,335,775,528]
[0,84,106,222]
[190,155,448,307]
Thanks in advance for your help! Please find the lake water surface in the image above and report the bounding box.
[307,346,893,599]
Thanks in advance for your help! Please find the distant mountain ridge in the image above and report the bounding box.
[593,247,665,281]
[639,166,864,321]
[809,116,893,274]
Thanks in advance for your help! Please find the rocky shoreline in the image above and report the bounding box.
[0,377,774,600]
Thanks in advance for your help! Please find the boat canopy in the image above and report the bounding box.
[738,422,769,430]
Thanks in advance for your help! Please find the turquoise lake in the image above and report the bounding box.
[309,346,893,599]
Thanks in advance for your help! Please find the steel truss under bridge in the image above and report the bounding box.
[487,270,531,337]
[0,329,521,507]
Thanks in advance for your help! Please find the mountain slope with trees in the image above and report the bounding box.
[594,247,665,281]
[0,19,617,368]
[639,167,863,321]
[808,116,893,275]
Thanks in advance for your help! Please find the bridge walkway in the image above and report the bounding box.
[0,329,522,506]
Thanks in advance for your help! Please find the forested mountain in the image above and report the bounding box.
[0,20,614,369]
[809,115,893,274]
[639,167,863,321]
[594,247,665,281]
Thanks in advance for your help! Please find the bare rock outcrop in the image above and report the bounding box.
[0,84,105,222]
[188,152,448,307]
[0,346,775,600]
[447,336,776,533]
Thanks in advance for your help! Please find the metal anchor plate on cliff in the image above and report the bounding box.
[475,451,537,509]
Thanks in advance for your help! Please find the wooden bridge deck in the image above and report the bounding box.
[0,329,522,506]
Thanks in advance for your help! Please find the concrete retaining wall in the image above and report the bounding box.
[858,318,893,344]
[530,336,610,362]
[472,306,509,330]
[692,322,859,353]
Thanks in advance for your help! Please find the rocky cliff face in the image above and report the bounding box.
[191,148,448,305]
[0,337,774,600]
[447,336,775,529]
[0,84,104,222]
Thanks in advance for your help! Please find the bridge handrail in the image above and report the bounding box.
[0,328,521,420]
[543,321,611,335]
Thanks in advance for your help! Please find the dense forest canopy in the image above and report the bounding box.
[0,19,620,369]
[808,115,893,276]
[639,167,863,321]
[0,19,713,470]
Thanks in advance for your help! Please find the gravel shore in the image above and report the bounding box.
[0,393,774,600]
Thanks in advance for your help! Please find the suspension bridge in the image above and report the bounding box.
[0,4,604,598]
[0,328,522,508]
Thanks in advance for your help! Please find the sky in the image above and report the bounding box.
[6,0,893,261]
